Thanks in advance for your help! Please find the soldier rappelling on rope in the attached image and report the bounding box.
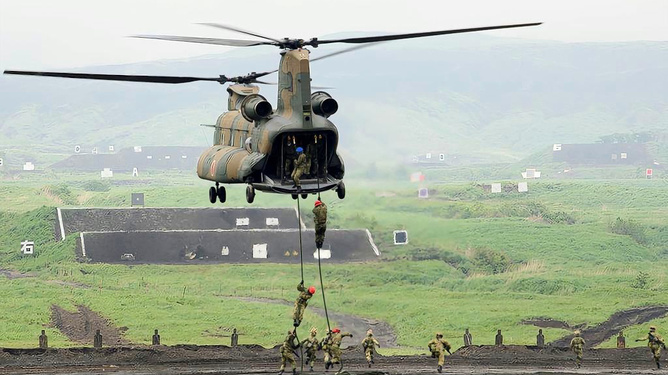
[293,281,316,327]
[313,199,327,249]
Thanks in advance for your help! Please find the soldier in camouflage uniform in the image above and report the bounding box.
[292,282,316,327]
[279,328,299,375]
[291,147,308,190]
[569,330,585,368]
[326,328,353,370]
[636,325,665,369]
[427,332,452,373]
[320,329,333,369]
[312,200,327,249]
[361,329,380,367]
[301,327,320,371]
[284,137,296,180]
[305,138,315,178]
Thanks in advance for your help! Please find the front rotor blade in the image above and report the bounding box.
[315,23,542,45]
[3,70,224,84]
[131,34,275,47]
[198,23,281,43]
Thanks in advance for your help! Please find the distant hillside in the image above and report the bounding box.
[1,34,667,167]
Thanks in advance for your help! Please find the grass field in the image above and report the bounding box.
[0,171,666,352]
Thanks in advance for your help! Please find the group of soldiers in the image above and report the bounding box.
[423,326,664,372]
[279,323,382,374]
[284,135,326,190]
[569,326,665,369]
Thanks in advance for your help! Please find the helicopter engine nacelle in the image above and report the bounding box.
[241,94,273,122]
[311,91,338,118]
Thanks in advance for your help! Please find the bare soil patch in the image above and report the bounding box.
[521,317,582,330]
[50,305,129,346]
[0,268,33,279]
[550,305,668,347]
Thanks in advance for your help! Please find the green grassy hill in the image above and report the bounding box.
[1,36,667,167]
[0,175,666,350]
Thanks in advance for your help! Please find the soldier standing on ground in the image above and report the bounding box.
[569,330,586,368]
[279,329,299,375]
[326,328,353,370]
[291,147,308,190]
[301,327,320,371]
[635,325,665,369]
[427,332,452,373]
[313,200,327,249]
[362,329,380,367]
[292,281,316,327]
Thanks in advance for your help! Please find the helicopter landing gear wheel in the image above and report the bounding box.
[291,194,298,200]
[217,185,226,203]
[208,186,217,204]
[246,185,255,204]
[301,193,308,199]
[336,181,346,199]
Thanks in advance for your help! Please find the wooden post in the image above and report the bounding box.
[94,329,102,348]
[495,330,503,346]
[152,329,161,345]
[39,330,48,349]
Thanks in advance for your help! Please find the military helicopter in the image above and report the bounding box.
[4,22,540,204]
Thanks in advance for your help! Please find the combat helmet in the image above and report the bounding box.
[436,332,443,338]
[574,330,581,336]
[310,327,318,335]
[649,326,656,332]
[367,329,373,336]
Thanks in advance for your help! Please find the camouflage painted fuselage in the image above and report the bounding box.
[197,49,344,194]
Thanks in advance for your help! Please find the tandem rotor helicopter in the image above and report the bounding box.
[4,22,540,204]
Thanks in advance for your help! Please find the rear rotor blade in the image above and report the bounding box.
[198,23,282,43]
[3,70,225,84]
[131,34,275,47]
[310,43,382,63]
[314,23,542,45]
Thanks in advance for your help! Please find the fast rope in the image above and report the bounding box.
[295,197,305,373]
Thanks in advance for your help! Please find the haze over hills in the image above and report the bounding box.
[1,34,667,167]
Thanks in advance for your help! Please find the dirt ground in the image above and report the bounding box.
[0,344,664,374]
[1,300,663,374]
[50,305,129,346]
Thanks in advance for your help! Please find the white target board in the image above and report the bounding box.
[252,244,267,258]
[313,250,331,259]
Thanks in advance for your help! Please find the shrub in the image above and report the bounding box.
[471,247,511,274]
[610,217,648,245]
[81,180,111,192]
[631,271,649,289]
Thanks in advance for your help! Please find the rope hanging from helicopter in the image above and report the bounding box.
[295,186,346,373]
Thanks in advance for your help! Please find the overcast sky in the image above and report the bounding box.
[1,0,667,70]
